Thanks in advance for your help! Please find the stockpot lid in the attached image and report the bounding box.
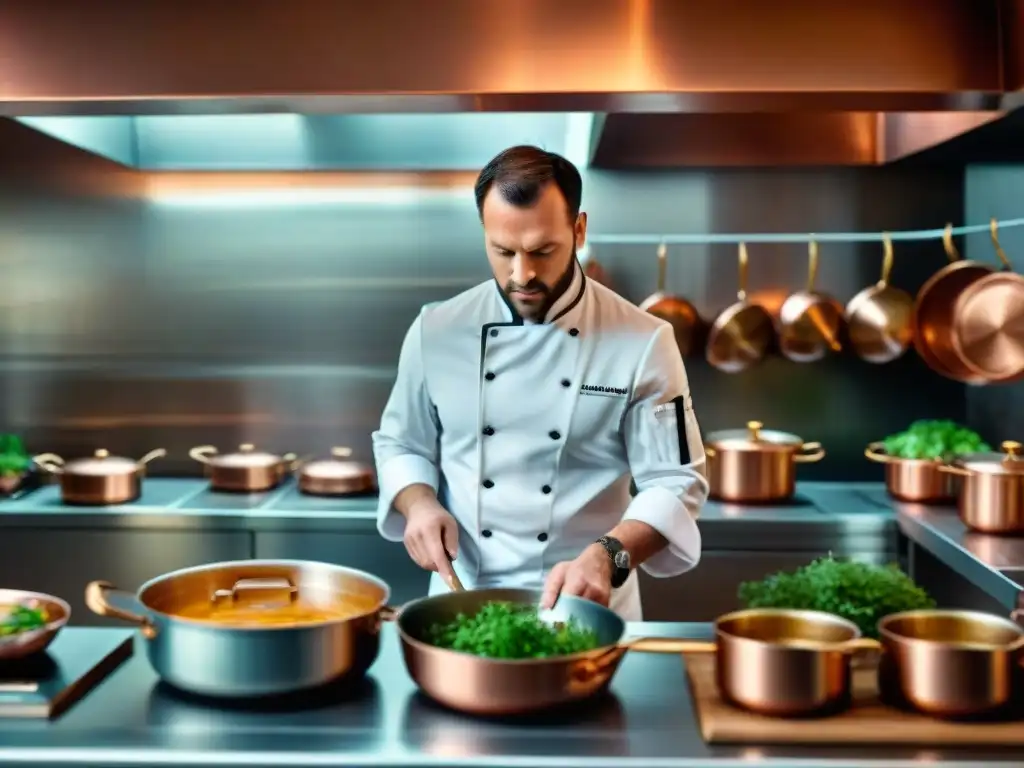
[956,441,1024,476]
[212,444,286,468]
[705,421,804,452]
[301,447,375,480]
[63,449,139,475]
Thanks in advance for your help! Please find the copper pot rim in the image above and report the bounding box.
[864,442,946,467]
[877,609,1024,652]
[950,270,1024,382]
[89,559,393,634]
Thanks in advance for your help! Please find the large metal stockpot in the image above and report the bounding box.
[938,441,1024,534]
[704,421,825,503]
[296,447,377,496]
[189,443,296,492]
[32,448,166,505]
[85,560,390,697]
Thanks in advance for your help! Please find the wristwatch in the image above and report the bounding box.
[596,535,631,589]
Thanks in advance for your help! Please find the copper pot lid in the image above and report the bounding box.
[705,421,804,452]
[956,441,1024,476]
[192,444,292,469]
[35,448,166,476]
[300,447,374,480]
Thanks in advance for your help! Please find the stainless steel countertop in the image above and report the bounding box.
[0,624,1018,768]
[853,487,1024,612]
[0,480,896,551]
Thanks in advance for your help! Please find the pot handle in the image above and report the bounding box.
[84,581,157,640]
[938,464,971,477]
[794,442,826,463]
[704,445,716,459]
[189,445,217,464]
[570,637,715,686]
[864,442,894,464]
[136,448,167,468]
[32,453,65,474]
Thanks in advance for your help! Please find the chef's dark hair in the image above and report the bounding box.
[474,145,582,222]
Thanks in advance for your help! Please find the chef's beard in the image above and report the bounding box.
[503,248,577,322]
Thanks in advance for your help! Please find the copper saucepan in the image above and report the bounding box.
[295,447,377,497]
[845,233,914,364]
[878,608,1024,719]
[705,243,775,373]
[863,443,958,504]
[33,448,166,505]
[190,444,297,492]
[912,224,993,383]
[389,589,875,717]
[949,219,1024,384]
[777,240,843,362]
[937,440,1024,535]
[639,243,703,357]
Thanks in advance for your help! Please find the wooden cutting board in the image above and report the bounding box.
[684,653,1024,746]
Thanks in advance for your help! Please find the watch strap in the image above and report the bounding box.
[596,535,631,589]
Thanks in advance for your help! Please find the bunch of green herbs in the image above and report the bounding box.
[882,419,988,461]
[737,555,935,639]
[0,604,47,637]
[0,434,30,478]
[426,601,601,659]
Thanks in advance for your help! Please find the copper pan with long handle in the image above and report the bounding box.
[705,243,775,373]
[949,219,1024,384]
[912,224,993,383]
[777,240,844,363]
[638,243,703,357]
[845,233,915,364]
[388,589,876,717]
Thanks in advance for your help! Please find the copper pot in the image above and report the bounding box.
[32,448,166,505]
[296,447,377,497]
[912,224,993,384]
[938,441,1024,535]
[844,234,914,364]
[638,243,703,358]
[777,241,843,363]
[189,443,297,492]
[863,443,958,504]
[704,421,826,503]
[392,590,875,717]
[878,609,1024,719]
[948,219,1024,384]
[705,243,775,373]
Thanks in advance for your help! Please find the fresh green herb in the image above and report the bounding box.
[738,556,936,639]
[426,601,601,659]
[0,604,48,637]
[881,419,989,461]
[0,434,30,478]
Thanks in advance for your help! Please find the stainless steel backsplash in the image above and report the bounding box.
[0,118,968,479]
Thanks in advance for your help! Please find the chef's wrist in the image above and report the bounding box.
[394,483,440,519]
[583,542,614,581]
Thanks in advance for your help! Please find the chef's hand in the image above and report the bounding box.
[541,544,613,610]
[403,499,459,584]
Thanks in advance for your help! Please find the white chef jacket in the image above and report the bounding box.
[372,260,708,620]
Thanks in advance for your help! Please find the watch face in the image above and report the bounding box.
[613,550,630,570]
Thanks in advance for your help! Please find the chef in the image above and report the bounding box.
[372,145,708,620]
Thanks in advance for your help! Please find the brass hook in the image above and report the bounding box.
[990,218,1012,270]
[806,238,819,291]
[880,233,894,286]
[942,223,960,263]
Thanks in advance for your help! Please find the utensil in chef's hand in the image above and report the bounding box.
[444,553,464,592]
[948,219,1024,383]
[845,233,915,364]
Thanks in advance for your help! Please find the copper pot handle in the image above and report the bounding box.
[878,233,894,288]
[943,223,960,262]
[136,448,167,467]
[189,445,217,464]
[794,442,826,463]
[31,453,65,474]
[938,464,971,477]
[84,580,157,640]
[864,442,894,464]
[571,637,716,685]
[704,445,716,458]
